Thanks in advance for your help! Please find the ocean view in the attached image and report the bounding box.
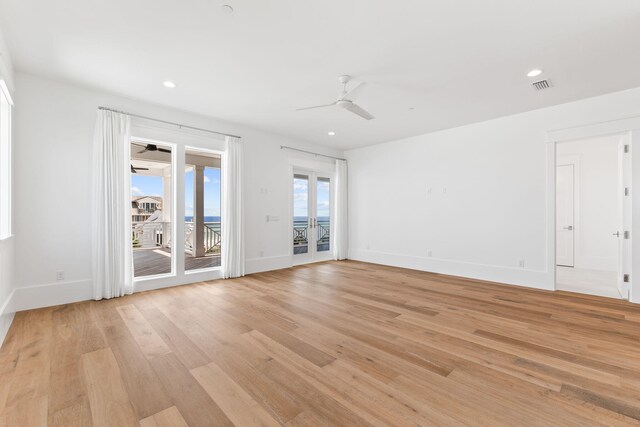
[185,216,221,222]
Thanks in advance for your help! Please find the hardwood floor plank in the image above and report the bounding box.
[2,395,48,427]
[191,361,281,427]
[81,348,138,427]
[95,300,173,420]
[116,304,172,359]
[147,352,234,427]
[134,302,211,370]
[139,406,188,427]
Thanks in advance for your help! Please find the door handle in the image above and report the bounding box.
[563,226,573,231]
[314,218,317,228]
[613,231,620,237]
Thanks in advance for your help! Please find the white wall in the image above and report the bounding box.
[557,135,620,272]
[0,27,14,346]
[10,72,340,311]
[346,86,640,300]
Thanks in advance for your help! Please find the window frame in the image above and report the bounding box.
[0,79,13,241]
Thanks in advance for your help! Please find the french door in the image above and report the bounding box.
[292,170,333,264]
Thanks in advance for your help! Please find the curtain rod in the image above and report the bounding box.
[280,145,346,161]
[98,106,242,139]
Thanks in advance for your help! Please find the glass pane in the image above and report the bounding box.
[131,142,173,277]
[185,150,222,271]
[316,177,330,252]
[293,174,309,255]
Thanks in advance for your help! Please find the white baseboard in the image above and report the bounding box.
[11,279,94,312]
[6,250,557,316]
[0,289,15,348]
[9,257,293,313]
[348,249,554,291]
[245,255,292,275]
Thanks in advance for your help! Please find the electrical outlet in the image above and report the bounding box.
[427,251,433,257]
[56,271,65,281]
[518,260,525,268]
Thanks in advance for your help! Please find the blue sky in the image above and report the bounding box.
[293,177,330,218]
[131,168,220,218]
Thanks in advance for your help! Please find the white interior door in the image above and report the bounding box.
[556,164,575,267]
[292,170,333,265]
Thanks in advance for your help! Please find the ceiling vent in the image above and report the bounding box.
[532,79,552,91]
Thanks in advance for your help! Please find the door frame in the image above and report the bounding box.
[546,116,640,302]
[289,167,336,265]
[128,120,226,293]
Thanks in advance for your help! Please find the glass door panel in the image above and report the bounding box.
[130,141,174,278]
[184,148,222,272]
[316,177,331,254]
[293,173,311,262]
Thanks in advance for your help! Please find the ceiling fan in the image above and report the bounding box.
[131,165,149,174]
[132,142,171,154]
[297,75,375,120]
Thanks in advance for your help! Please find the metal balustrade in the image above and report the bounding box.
[293,220,330,253]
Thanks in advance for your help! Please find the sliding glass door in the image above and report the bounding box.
[292,170,333,264]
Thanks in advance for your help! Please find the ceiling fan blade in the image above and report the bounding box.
[296,102,336,111]
[342,81,367,101]
[138,149,148,154]
[131,165,137,174]
[158,148,171,153]
[132,142,146,148]
[342,102,375,120]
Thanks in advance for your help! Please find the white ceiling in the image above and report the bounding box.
[2,0,640,150]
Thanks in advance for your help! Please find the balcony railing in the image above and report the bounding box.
[132,221,221,256]
[293,220,330,253]
[185,222,221,255]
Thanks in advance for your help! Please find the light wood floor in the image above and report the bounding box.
[2,261,640,426]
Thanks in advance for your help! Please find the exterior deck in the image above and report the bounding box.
[133,248,220,277]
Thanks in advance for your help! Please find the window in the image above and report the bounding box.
[0,80,12,240]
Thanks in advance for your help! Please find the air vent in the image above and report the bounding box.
[532,79,552,91]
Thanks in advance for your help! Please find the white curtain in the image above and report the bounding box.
[221,136,245,278]
[92,110,134,299]
[334,159,348,260]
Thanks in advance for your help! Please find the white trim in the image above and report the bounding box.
[547,116,640,302]
[0,80,13,105]
[9,269,224,312]
[0,289,15,347]
[245,255,292,275]
[349,249,551,290]
[12,280,93,312]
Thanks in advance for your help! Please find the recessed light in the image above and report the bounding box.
[222,4,234,14]
[527,69,543,78]
[163,81,176,88]
[328,131,336,136]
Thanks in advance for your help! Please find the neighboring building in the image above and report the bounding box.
[131,196,162,222]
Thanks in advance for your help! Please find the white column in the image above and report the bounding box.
[194,165,205,257]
